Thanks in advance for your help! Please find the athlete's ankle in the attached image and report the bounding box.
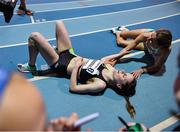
[28,63,35,67]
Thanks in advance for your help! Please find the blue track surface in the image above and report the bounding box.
[0,1,179,46]
[33,0,173,22]
[0,14,179,70]
[26,0,81,4]
[0,0,174,26]
[0,0,179,131]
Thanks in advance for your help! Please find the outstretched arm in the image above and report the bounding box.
[102,34,144,66]
[132,48,171,78]
[101,50,130,66]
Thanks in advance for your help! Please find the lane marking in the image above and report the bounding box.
[29,76,48,81]
[5,0,140,16]
[60,1,178,21]
[29,0,141,13]
[0,1,177,28]
[150,113,180,131]
[30,16,35,24]
[0,1,178,130]
[0,13,179,49]
[22,0,101,6]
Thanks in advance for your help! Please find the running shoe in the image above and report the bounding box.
[17,6,33,16]
[17,63,37,73]
[118,26,129,31]
[111,27,121,34]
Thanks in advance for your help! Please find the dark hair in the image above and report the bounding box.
[112,79,137,97]
[121,79,137,97]
[156,29,172,48]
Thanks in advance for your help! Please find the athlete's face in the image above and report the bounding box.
[147,32,159,48]
[113,70,134,88]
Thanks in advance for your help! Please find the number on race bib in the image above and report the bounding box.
[87,68,94,74]
[82,59,102,75]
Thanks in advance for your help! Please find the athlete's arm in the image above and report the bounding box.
[102,34,145,66]
[132,48,171,78]
[144,48,171,73]
[70,60,106,93]
[121,33,145,54]
[101,53,124,66]
[70,57,83,91]
[70,77,106,94]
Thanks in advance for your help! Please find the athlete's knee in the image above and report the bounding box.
[30,32,41,39]
[56,20,63,26]
[28,32,40,46]
[56,20,64,30]
[28,32,41,46]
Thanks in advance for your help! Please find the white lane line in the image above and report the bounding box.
[23,0,100,6]
[30,16,35,24]
[15,0,141,8]
[28,0,141,13]
[0,38,55,48]
[0,12,179,49]
[68,13,180,37]
[150,113,180,131]
[0,0,141,16]
[0,1,177,28]
[28,76,49,81]
[60,1,178,21]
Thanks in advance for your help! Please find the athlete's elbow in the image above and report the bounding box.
[70,84,76,92]
[98,83,106,91]
[148,65,162,74]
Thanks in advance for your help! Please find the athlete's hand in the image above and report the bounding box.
[101,56,117,66]
[120,48,132,56]
[131,69,144,79]
[104,58,117,66]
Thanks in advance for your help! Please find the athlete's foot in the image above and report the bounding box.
[118,26,129,31]
[17,63,37,73]
[17,6,33,15]
[111,27,121,34]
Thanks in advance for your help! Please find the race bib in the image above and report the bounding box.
[82,59,102,75]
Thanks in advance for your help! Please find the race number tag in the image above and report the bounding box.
[82,59,102,75]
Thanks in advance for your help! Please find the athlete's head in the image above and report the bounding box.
[112,70,136,97]
[147,29,172,49]
[0,70,47,131]
[155,29,172,48]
